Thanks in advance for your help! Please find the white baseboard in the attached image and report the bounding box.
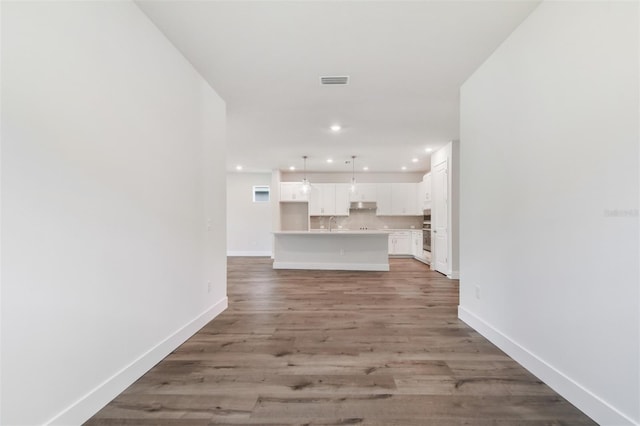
[273,261,389,271]
[227,250,272,257]
[413,255,430,265]
[448,270,460,279]
[47,297,228,426]
[458,306,637,426]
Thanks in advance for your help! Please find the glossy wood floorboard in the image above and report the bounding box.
[86,258,595,426]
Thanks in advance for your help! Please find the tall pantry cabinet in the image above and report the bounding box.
[430,141,459,279]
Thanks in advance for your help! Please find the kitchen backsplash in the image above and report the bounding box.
[281,203,309,231]
[310,210,422,230]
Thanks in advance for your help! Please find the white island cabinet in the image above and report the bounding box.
[273,231,389,271]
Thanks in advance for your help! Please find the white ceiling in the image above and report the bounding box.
[137,0,540,173]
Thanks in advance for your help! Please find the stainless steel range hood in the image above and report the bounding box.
[349,201,377,211]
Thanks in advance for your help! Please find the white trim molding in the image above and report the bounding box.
[273,262,389,272]
[47,297,228,426]
[458,306,638,426]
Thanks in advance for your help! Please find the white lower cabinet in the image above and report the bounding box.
[388,231,412,255]
[411,230,424,259]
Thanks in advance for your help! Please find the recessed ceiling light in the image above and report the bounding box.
[235,165,243,171]
[425,148,433,153]
[289,166,295,171]
[327,158,333,163]
[411,158,419,163]
[363,166,369,171]
[401,166,407,171]
[330,125,341,132]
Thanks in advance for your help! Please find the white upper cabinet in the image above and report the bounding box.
[309,184,350,216]
[280,182,309,202]
[376,183,392,216]
[349,183,377,202]
[376,183,420,216]
[308,184,327,215]
[390,183,420,215]
[424,173,432,204]
[419,173,432,210]
[280,180,423,215]
[334,184,350,216]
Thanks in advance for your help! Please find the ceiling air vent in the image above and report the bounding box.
[320,76,349,85]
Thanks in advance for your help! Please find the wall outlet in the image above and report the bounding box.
[207,281,212,293]
[475,285,481,300]
[340,248,344,255]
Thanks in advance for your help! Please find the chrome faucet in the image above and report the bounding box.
[328,216,336,232]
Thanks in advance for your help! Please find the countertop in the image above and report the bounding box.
[274,229,422,235]
[274,230,389,235]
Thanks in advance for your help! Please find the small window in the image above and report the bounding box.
[253,185,270,202]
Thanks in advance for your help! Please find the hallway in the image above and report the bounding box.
[86,258,594,425]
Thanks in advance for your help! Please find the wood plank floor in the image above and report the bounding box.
[86,258,596,425]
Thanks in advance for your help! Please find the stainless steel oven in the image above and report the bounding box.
[423,210,431,253]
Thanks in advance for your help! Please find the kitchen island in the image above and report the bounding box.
[272,231,389,271]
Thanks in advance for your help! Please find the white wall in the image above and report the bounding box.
[227,172,273,256]
[1,2,227,424]
[459,2,639,425]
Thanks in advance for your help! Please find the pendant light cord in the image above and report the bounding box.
[351,155,356,191]
[302,156,310,192]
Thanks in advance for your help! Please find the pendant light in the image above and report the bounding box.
[301,155,310,193]
[350,155,357,192]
